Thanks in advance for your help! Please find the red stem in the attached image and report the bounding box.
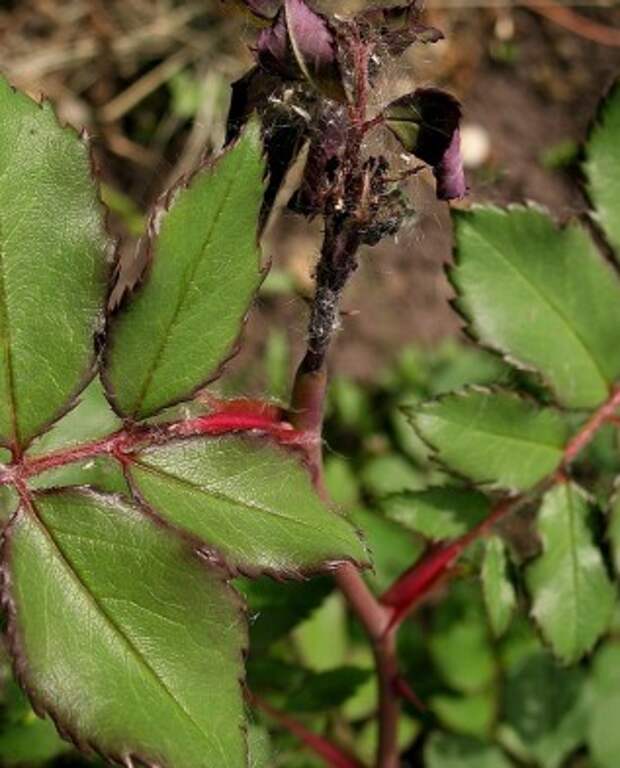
[1,409,303,485]
[251,694,365,768]
[562,386,620,465]
[381,498,517,631]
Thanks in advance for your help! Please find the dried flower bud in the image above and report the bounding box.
[385,88,467,200]
[226,67,310,228]
[256,0,346,102]
[356,1,443,56]
[290,103,348,217]
[257,11,300,79]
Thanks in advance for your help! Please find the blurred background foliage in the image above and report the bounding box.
[3,339,620,766]
[0,0,620,766]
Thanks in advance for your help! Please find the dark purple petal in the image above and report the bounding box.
[256,10,300,79]
[261,119,308,227]
[284,0,346,101]
[225,67,309,228]
[254,0,346,100]
[434,129,466,200]
[226,67,268,143]
[384,88,467,200]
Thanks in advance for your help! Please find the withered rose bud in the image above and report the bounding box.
[384,88,467,200]
[356,1,443,56]
[256,0,346,102]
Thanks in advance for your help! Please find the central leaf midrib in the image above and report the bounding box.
[131,145,248,417]
[25,501,211,748]
[0,214,20,449]
[466,224,609,391]
[131,458,328,535]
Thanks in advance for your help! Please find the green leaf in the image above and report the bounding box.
[407,389,568,491]
[452,205,620,409]
[324,456,360,507]
[430,690,496,739]
[0,77,109,448]
[293,593,348,672]
[0,715,71,766]
[342,648,377,720]
[0,483,18,524]
[236,575,332,652]
[425,733,513,768]
[27,377,121,455]
[328,377,376,435]
[28,455,129,495]
[350,507,425,592]
[587,642,620,768]
[356,715,420,766]
[248,725,272,768]
[526,483,615,663]
[246,657,306,695]
[428,343,508,395]
[0,681,71,766]
[4,488,247,768]
[382,487,490,541]
[104,122,265,420]
[360,454,426,496]
[285,666,372,713]
[502,652,588,768]
[264,329,290,401]
[429,582,496,694]
[26,378,127,494]
[482,536,516,638]
[609,489,620,577]
[585,79,620,255]
[127,435,367,575]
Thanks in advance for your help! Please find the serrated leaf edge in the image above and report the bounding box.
[582,76,620,260]
[448,202,618,412]
[402,384,567,493]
